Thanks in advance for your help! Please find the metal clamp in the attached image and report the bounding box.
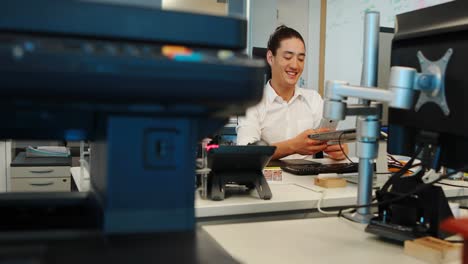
[415,49,453,116]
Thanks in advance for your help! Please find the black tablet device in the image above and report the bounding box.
[308,129,356,141]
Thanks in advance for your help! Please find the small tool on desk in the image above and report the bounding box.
[404,236,462,264]
[314,175,347,188]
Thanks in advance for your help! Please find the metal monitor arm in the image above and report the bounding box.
[324,56,452,223]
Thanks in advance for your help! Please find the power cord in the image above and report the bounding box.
[338,130,389,164]
[336,146,424,218]
[338,132,354,163]
[341,165,468,211]
[303,185,355,215]
[338,130,410,172]
[380,145,423,193]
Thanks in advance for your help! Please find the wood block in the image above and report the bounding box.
[404,236,462,264]
[314,177,346,188]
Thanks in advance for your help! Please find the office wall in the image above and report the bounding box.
[307,1,321,92]
[324,0,453,87]
[277,0,309,88]
[248,0,278,53]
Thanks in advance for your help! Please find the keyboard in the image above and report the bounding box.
[281,163,359,175]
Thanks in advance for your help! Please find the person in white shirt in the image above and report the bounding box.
[237,25,348,160]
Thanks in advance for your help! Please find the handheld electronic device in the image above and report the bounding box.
[318,118,338,131]
[308,129,356,141]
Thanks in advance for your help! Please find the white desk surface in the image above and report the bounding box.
[70,167,90,192]
[195,170,467,218]
[203,217,440,264]
[69,166,467,219]
[195,173,361,218]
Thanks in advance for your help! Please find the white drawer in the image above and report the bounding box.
[11,177,71,192]
[11,166,70,178]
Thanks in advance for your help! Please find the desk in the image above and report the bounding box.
[69,167,467,220]
[70,167,90,192]
[196,171,467,219]
[203,217,434,264]
[195,172,360,219]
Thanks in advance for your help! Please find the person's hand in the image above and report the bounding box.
[324,143,349,160]
[288,128,329,156]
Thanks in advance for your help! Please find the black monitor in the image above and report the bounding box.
[387,1,468,171]
[252,47,271,83]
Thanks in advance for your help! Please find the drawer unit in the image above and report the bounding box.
[11,177,70,192]
[10,152,72,192]
[11,166,70,178]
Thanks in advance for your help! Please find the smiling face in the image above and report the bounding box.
[267,37,305,91]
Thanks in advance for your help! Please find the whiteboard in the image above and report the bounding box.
[324,0,453,131]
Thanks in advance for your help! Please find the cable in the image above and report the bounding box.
[387,155,422,170]
[342,166,468,211]
[303,185,354,215]
[387,154,404,166]
[380,145,423,193]
[338,196,377,220]
[336,131,408,176]
[338,131,354,164]
[338,131,416,172]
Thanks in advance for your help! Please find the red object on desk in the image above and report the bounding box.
[206,144,219,152]
[440,217,468,263]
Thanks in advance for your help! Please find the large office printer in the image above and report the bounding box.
[0,0,265,263]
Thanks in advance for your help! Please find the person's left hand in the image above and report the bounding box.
[324,143,349,160]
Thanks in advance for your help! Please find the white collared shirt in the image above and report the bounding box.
[236,81,324,152]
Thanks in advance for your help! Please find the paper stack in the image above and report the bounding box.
[26,146,70,158]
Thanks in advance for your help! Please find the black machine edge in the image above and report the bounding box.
[0,0,247,50]
[393,1,468,42]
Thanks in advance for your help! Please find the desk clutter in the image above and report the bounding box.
[263,167,282,181]
[10,152,72,192]
[314,176,347,188]
[25,146,70,158]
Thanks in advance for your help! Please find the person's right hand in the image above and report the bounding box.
[288,128,329,156]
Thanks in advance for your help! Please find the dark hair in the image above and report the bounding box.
[267,25,305,56]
